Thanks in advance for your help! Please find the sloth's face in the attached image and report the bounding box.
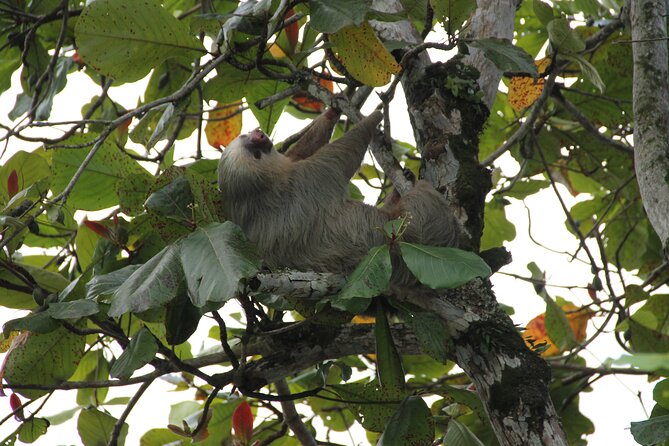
[238,128,274,160]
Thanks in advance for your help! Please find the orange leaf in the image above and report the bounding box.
[291,73,334,113]
[206,102,243,149]
[232,401,254,445]
[83,219,113,240]
[523,303,594,357]
[284,9,299,53]
[509,58,551,111]
[7,169,18,199]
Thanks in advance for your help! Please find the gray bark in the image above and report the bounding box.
[370,0,569,444]
[630,0,669,251]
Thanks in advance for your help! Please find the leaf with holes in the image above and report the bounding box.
[329,21,400,87]
[75,0,205,83]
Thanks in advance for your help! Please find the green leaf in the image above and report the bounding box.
[144,174,194,223]
[544,296,577,350]
[4,311,60,334]
[331,382,404,432]
[442,419,485,446]
[51,135,149,211]
[0,150,50,204]
[77,408,127,446]
[533,0,555,26]
[564,53,605,93]
[109,244,184,317]
[247,80,291,135]
[308,0,371,33]
[631,414,669,446]
[398,243,492,289]
[378,396,434,446]
[546,18,585,54]
[116,172,155,216]
[203,64,258,104]
[375,302,405,390]
[86,265,142,300]
[332,245,391,313]
[139,428,184,445]
[467,38,538,75]
[18,418,49,443]
[480,198,516,250]
[614,353,669,372]
[73,350,110,407]
[0,45,21,96]
[654,379,669,410]
[430,0,476,31]
[165,286,202,345]
[47,300,100,320]
[74,0,204,83]
[180,222,261,307]
[4,327,85,399]
[110,327,159,379]
[405,310,454,363]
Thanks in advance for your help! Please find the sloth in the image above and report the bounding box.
[217,109,462,277]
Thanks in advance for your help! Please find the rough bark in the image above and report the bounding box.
[630,0,669,251]
[371,0,569,444]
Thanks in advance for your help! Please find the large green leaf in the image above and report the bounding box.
[51,135,149,211]
[85,265,141,301]
[378,396,434,446]
[109,244,184,317]
[18,418,49,443]
[77,408,127,446]
[405,310,454,363]
[247,80,291,135]
[442,419,485,446]
[399,243,492,289]
[631,415,669,446]
[180,222,261,307]
[4,327,85,399]
[74,0,204,83]
[331,382,404,432]
[467,38,538,75]
[110,327,159,379]
[546,18,585,53]
[309,0,371,33]
[331,245,391,314]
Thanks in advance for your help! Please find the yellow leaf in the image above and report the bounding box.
[508,58,551,111]
[205,102,243,148]
[329,21,401,87]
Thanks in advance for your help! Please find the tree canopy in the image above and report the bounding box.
[0,0,668,445]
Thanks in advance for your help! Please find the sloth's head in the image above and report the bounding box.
[219,128,291,194]
[234,128,274,160]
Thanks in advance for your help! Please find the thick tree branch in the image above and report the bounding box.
[630,0,669,250]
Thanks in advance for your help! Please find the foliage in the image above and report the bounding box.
[0,0,664,445]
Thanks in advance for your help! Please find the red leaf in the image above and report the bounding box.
[7,170,18,199]
[284,9,299,52]
[10,393,24,421]
[232,401,254,445]
[83,219,112,239]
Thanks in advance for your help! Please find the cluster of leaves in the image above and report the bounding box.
[0,0,505,445]
[0,0,667,445]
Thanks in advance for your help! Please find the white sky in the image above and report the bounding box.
[0,59,655,446]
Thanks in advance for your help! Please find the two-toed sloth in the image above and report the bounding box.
[217,109,461,277]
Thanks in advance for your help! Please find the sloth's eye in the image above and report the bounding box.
[253,150,262,160]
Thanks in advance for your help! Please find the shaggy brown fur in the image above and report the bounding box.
[217,110,461,275]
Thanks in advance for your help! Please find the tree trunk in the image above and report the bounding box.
[373,0,570,444]
[630,0,669,250]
